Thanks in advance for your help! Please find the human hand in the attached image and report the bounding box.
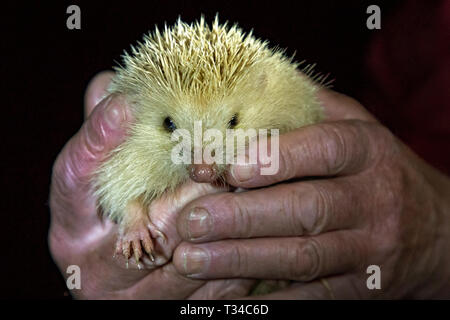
[174,89,450,299]
[49,71,255,299]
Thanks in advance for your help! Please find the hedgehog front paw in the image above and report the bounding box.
[114,224,156,269]
[113,201,168,269]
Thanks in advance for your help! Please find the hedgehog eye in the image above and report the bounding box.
[228,113,238,128]
[163,117,177,132]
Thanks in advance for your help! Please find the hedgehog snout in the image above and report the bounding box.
[188,163,219,183]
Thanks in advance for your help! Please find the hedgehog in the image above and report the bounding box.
[93,16,325,268]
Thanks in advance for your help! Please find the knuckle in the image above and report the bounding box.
[226,194,253,238]
[51,138,95,196]
[299,239,323,281]
[308,184,330,235]
[278,144,297,181]
[51,107,112,197]
[230,242,249,277]
[318,121,372,174]
[83,118,106,156]
[280,184,330,236]
[282,187,306,235]
[321,123,353,174]
[286,239,322,281]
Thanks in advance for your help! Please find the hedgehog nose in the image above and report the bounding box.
[188,163,219,183]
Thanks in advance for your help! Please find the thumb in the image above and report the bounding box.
[50,92,131,235]
[84,71,115,119]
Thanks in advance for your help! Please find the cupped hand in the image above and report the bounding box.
[174,89,450,299]
[49,71,255,299]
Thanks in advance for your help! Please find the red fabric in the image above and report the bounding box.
[364,1,450,175]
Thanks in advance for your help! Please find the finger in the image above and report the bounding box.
[84,71,115,119]
[226,120,388,188]
[317,88,377,122]
[173,231,365,280]
[50,94,131,221]
[177,179,363,242]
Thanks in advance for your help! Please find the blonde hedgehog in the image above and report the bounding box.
[94,16,325,267]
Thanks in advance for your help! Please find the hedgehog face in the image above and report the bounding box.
[154,98,244,183]
[148,82,271,182]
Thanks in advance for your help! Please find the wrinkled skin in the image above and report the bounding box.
[49,71,256,299]
[49,71,450,299]
[173,89,450,299]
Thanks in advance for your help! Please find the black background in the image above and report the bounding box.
[2,0,402,298]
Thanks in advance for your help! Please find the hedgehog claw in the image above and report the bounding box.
[115,219,160,269]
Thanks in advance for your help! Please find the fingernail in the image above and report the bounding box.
[183,247,210,276]
[105,102,125,129]
[188,208,212,240]
[231,163,256,182]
